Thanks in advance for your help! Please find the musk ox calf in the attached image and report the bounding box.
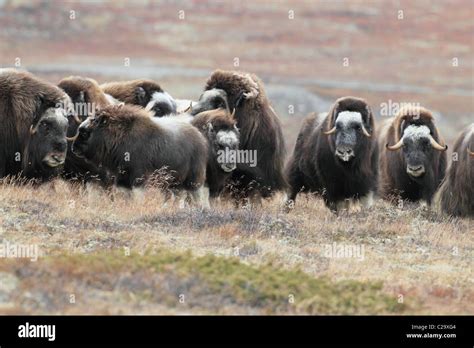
[71,104,209,206]
[58,76,112,184]
[378,106,447,204]
[434,124,474,217]
[0,68,72,181]
[286,96,378,212]
[191,70,286,201]
[100,79,177,117]
[191,109,240,198]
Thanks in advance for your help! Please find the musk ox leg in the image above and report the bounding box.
[191,185,210,209]
[360,191,375,208]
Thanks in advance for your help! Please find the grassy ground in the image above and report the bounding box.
[0,179,472,314]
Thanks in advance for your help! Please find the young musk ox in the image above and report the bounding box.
[100,79,177,117]
[190,70,287,202]
[286,96,378,212]
[191,108,240,198]
[0,68,72,182]
[71,104,209,207]
[434,123,474,217]
[58,76,112,184]
[378,106,447,204]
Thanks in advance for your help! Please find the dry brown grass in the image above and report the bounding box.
[0,178,472,314]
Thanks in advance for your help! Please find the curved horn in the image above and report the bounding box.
[66,133,79,142]
[386,138,404,151]
[182,102,193,113]
[361,125,371,137]
[29,125,37,135]
[428,134,448,151]
[323,127,336,135]
[468,148,474,157]
[230,108,236,118]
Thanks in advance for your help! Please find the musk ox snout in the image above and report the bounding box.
[43,152,66,167]
[335,146,355,162]
[407,164,425,177]
[221,162,237,173]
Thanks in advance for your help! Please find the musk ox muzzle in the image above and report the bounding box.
[335,146,355,162]
[406,164,425,177]
[43,152,66,167]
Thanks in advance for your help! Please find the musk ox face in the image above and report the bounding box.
[208,123,240,172]
[144,91,177,117]
[70,117,99,160]
[325,110,372,163]
[29,106,69,168]
[387,124,448,179]
[190,89,230,116]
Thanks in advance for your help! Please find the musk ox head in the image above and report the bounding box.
[71,104,148,162]
[197,109,240,173]
[323,97,373,163]
[190,71,261,116]
[101,80,177,117]
[27,98,69,169]
[386,107,447,179]
[143,90,177,117]
[189,89,230,116]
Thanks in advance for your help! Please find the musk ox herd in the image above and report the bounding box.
[0,68,472,217]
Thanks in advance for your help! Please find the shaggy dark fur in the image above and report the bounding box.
[191,109,240,198]
[286,96,378,212]
[378,106,447,204]
[72,104,208,192]
[196,70,287,200]
[434,124,473,217]
[100,79,176,117]
[58,76,112,184]
[0,69,70,182]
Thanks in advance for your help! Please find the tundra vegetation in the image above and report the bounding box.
[0,180,471,314]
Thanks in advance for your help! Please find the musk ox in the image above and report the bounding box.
[0,68,71,181]
[190,70,286,201]
[71,104,209,206]
[58,76,112,183]
[286,96,378,212]
[378,106,447,204]
[434,124,474,217]
[100,79,177,117]
[191,109,240,198]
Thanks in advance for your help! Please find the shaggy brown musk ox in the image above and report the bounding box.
[191,108,240,198]
[434,123,473,217]
[286,96,378,212]
[71,104,209,206]
[378,106,447,204]
[191,70,287,202]
[0,68,71,182]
